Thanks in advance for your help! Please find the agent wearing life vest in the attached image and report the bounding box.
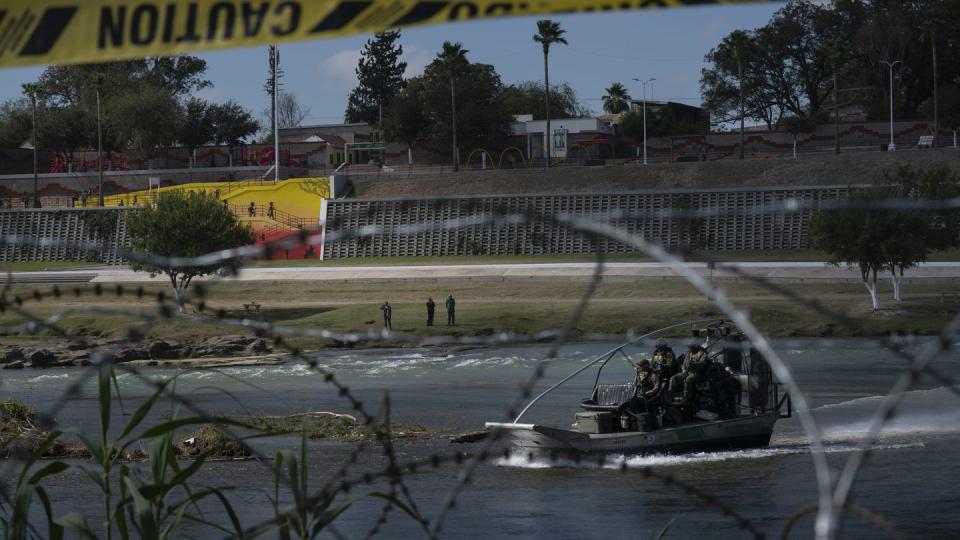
[669,344,710,407]
[652,340,679,379]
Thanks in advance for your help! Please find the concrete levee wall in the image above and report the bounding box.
[323,186,852,259]
[0,208,129,264]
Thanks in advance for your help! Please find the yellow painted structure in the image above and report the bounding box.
[84,178,330,223]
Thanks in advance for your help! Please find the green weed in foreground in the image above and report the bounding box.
[0,365,428,540]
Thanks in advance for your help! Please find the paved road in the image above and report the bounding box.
[10,261,960,284]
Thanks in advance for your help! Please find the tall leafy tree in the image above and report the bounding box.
[702,0,960,128]
[388,48,512,162]
[0,98,32,148]
[501,81,590,119]
[30,57,209,157]
[809,188,894,310]
[533,20,568,166]
[37,105,91,163]
[210,101,259,166]
[436,41,469,171]
[345,30,407,129]
[126,190,253,311]
[112,85,183,152]
[619,104,709,141]
[383,81,430,163]
[602,83,631,114]
[179,98,215,167]
[810,164,960,308]
[143,56,211,97]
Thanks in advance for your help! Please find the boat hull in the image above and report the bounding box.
[486,413,779,457]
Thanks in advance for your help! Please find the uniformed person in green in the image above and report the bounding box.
[633,358,660,413]
[652,339,679,379]
[669,344,710,406]
[635,359,659,399]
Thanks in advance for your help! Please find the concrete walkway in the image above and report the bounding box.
[10,261,959,284]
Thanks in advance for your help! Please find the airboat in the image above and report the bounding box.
[485,320,791,456]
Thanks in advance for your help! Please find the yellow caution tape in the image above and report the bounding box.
[0,0,770,68]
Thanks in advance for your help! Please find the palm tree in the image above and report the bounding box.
[534,20,567,167]
[602,83,631,114]
[436,41,469,171]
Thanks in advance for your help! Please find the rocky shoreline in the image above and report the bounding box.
[0,335,275,369]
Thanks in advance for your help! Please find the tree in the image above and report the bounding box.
[345,30,407,129]
[30,57,209,157]
[210,101,259,166]
[702,1,960,128]
[277,92,310,128]
[810,165,960,308]
[125,190,253,311]
[602,83,631,114]
[924,82,960,134]
[38,104,91,163]
[781,115,818,158]
[887,165,960,252]
[501,81,590,119]
[436,41,469,171]
[701,3,842,132]
[0,98,34,148]
[382,44,511,162]
[619,104,709,142]
[383,81,429,163]
[179,98,215,167]
[112,85,183,152]
[809,188,893,310]
[533,20,568,166]
[143,56,210,97]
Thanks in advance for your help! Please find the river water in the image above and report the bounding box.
[2,339,958,538]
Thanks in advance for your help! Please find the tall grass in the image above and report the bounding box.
[0,364,399,540]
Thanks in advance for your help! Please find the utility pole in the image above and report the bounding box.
[880,60,901,151]
[632,78,655,165]
[273,45,280,183]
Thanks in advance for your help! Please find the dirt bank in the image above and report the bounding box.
[356,150,960,199]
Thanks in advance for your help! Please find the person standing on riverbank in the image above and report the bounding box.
[445,295,456,325]
[380,301,393,330]
[426,298,436,326]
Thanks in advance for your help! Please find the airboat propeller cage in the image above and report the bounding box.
[512,319,789,424]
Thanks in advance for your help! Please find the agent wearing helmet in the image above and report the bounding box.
[652,340,679,379]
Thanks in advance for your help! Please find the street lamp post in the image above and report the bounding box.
[21,84,41,208]
[632,77,655,165]
[880,60,901,151]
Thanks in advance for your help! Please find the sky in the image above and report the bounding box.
[0,4,783,127]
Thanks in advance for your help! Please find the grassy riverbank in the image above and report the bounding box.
[0,277,957,352]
